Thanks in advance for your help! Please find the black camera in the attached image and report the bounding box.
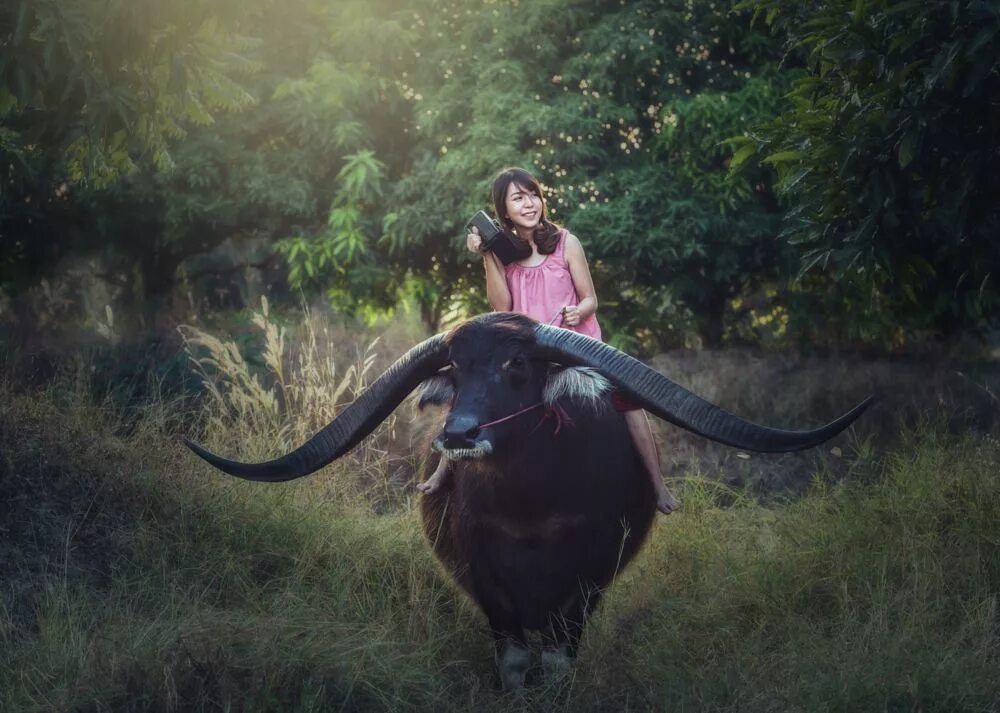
[466,210,521,265]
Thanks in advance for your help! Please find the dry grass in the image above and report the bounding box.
[178,299,434,510]
[648,348,999,495]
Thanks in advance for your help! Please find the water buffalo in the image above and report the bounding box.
[184,312,873,688]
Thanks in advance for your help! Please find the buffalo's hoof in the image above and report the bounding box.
[540,644,572,678]
[498,639,531,690]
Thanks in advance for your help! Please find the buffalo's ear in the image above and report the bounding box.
[543,365,612,407]
[415,370,456,410]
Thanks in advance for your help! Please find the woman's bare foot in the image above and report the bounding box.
[417,459,451,494]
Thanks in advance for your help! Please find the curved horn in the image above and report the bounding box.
[183,332,449,481]
[533,324,874,453]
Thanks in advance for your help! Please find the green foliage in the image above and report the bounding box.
[0,0,258,185]
[0,0,265,293]
[279,151,387,292]
[4,0,996,350]
[737,0,1000,343]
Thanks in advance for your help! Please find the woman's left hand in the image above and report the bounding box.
[562,305,582,326]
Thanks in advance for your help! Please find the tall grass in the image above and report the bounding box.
[180,298,377,450]
[178,298,424,509]
[2,309,998,711]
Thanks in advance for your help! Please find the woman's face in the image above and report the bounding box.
[503,181,542,233]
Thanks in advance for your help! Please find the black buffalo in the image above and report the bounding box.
[184,312,872,687]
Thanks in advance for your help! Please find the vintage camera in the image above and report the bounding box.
[466,210,521,265]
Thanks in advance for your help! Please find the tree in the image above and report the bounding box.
[546,0,795,347]
[0,0,260,292]
[737,0,1000,344]
[254,1,431,322]
[1,0,256,183]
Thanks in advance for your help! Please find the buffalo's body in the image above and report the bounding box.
[421,401,654,652]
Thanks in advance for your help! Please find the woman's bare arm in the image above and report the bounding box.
[467,228,512,311]
[484,252,512,311]
[563,233,598,325]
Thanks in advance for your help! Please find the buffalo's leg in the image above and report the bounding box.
[541,582,604,673]
[487,610,529,689]
[496,635,531,690]
[474,578,530,689]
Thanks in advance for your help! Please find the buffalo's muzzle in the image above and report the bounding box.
[443,413,481,449]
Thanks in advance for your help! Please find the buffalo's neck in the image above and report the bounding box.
[457,407,601,519]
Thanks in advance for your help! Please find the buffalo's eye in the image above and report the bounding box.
[503,355,529,383]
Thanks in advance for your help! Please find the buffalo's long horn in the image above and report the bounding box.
[183,333,448,481]
[533,324,873,453]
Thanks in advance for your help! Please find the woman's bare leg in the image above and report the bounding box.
[417,455,452,494]
[623,409,680,514]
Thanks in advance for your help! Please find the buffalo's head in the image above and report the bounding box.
[184,313,873,481]
[415,313,614,460]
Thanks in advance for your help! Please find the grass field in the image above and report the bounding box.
[2,312,998,711]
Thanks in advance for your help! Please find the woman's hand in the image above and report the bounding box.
[562,305,583,327]
[466,226,483,254]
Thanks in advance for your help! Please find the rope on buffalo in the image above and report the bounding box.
[478,401,573,435]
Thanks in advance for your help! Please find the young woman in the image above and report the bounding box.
[417,167,680,514]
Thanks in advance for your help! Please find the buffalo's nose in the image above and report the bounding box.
[444,414,480,447]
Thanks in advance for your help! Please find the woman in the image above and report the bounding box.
[418,167,680,514]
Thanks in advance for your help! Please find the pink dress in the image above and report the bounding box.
[505,229,602,341]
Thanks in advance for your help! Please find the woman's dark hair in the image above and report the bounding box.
[491,167,562,258]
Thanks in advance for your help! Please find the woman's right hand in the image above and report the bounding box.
[466,226,483,254]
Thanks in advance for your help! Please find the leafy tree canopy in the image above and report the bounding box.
[5,0,995,353]
[1,0,258,184]
[737,0,1000,344]
[0,0,263,290]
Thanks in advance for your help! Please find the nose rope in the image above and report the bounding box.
[477,402,545,430]
[476,401,573,435]
[533,403,572,435]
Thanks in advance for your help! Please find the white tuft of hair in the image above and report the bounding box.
[543,366,612,409]
[415,373,455,410]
